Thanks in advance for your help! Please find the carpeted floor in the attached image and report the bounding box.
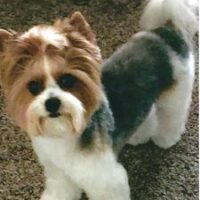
[0,0,198,200]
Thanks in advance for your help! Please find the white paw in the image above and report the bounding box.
[40,194,56,200]
[40,191,81,200]
[40,193,67,200]
[151,135,181,149]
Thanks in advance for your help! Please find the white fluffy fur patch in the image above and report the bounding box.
[21,26,69,50]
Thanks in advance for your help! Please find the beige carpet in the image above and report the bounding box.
[0,0,198,199]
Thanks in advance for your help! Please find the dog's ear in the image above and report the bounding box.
[0,29,15,52]
[69,12,95,43]
[54,12,96,43]
[0,29,15,86]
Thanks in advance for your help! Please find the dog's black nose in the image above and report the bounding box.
[45,97,61,114]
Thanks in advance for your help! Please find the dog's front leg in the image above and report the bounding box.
[77,150,130,200]
[85,160,130,200]
[41,163,82,200]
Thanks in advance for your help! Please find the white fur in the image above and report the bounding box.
[40,164,82,200]
[32,134,130,200]
[133,31,158,40]
[140,0,198,45]
[151,52,195,148]
[21,26,69,50]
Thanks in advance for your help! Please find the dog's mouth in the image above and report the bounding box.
[49,113,61,118]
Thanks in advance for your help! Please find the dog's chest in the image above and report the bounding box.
[31,134,123,191]
[31,135,109,173]
[32,136,80,169]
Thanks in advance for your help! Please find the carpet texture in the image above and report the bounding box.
[0,0,198,200]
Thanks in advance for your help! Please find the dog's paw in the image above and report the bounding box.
[40,193,67,200]
[151,135,181,149]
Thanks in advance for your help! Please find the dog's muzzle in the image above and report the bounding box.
[45,97,61,118]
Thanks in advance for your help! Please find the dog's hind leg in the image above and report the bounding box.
[151,52,195,149]
[127,104,158,146]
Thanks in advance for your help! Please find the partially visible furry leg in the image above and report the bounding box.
[128,104,158,146]
[41,163,82,200]
[77,149,130,200]
[151,53,195,149]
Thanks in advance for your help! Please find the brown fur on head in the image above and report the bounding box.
[0,12,103,136]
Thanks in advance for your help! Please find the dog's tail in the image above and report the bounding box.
[140,0,198,46]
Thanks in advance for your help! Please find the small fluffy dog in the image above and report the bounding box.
[0,0,198,199]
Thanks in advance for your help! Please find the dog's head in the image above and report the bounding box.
[0,12,103,137]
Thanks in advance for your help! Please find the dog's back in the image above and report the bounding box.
[102,0,198,150]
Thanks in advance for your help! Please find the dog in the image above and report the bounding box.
[0,0,198,199]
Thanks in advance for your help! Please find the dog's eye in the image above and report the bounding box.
[58,74,77,89]
[27,80,43,96]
